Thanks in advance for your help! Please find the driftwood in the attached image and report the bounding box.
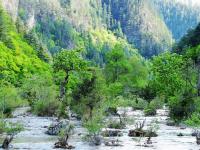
[135,120,145,130]
[128,120,157,137]
[1,135,14,149]
[54,135,75,149]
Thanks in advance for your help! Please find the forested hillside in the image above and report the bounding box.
[154,0,200,40]
[1,0,200,149]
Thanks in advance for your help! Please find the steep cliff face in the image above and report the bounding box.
[1,0,19,21]
[1,0,199,57]
[6,0,103,30]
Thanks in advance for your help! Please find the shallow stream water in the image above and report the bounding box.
[0,107,199,150]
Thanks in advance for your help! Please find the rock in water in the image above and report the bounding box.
[92,135,102,145]
[166,120,176,126]
[177,133,184,136]
[105,139,122,147]
[102,129,123,137]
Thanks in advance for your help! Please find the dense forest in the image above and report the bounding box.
[1,0,200,149]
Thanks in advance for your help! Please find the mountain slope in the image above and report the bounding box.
[154,0,200,41]
[1,0,200,57]
[0,5,50,85]
[102,0,173,57]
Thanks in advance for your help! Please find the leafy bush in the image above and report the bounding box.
[0,85,26,116]
[0,118,23,134]
[107,120,125,129]
[185,97,200,127]
[144,97,164,116]
[115,96,148,110]
[33,95,60,116]
[21,75,60,116]
[185,113,200,127]
[144,106,156,116]
[168,90,195,121]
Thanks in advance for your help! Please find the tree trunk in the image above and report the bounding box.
[60,72,69,100]
[197,63,200,96]
[2,135,13,149]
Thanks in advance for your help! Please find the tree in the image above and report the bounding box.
[151,52,185,97]
[53,49,87,100]
[72,68,107,119]
[105,44,129,83]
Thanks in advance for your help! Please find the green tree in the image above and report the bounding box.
[72,68,107,119]
[105,44,129,83]
[53,49,87,100]
[151,52,185,97]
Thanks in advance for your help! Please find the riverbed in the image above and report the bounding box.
[0,107,199,150]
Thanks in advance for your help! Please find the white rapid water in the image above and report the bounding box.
[0,106,199,150]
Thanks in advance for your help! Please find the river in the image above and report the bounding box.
[0,107,199,150]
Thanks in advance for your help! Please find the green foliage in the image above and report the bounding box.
[144,98,164,116]
[185,112,200,127]
[35,18,79,54]
[113,96,148,110]
[107,120,125,129]
[72,68,106,119]
[0,118,23,134]
[53,49,88,102]
[104,44,148,108]
[53,49,87,73]
[84,107,104,134]
[32,95,60,117]
[24,30,51,62]
[0,7,50,86]
[0,85,26,116]
[105,44,148,85]
[102,0,173,57]
[21,75,59,116]
[105,44,129,83]
[151,52,185,97]
[174,23,200,54]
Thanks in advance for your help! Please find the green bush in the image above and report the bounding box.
[107,120,125,129]
[21,75,60,116]
[0,85,26,116]
[144,97,164,116]
[144,106,156,116]
[185,113,200,127]
[32,84,59,116]
[0,118,23,134]
[33,96,60,116]
[116,96,148,110]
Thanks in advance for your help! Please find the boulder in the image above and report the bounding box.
[177,133,184,136]
[196,137,200,145]
[166,120,176,126]
[105,139,122,146]
[92,135,103,146]
[102,129,123,137]
[192,132,198,137]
